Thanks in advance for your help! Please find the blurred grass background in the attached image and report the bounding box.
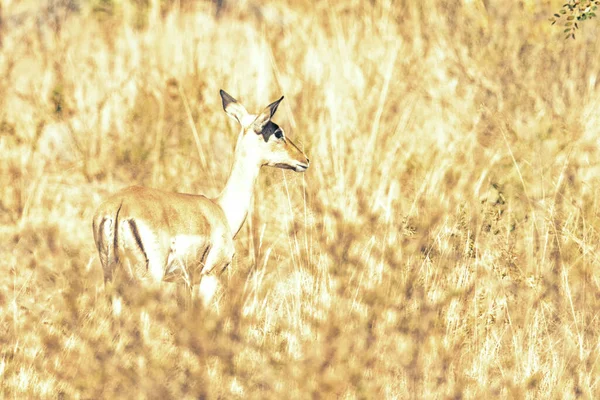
[1,0,600,398]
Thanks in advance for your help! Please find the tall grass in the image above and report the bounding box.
[1,0,600,398]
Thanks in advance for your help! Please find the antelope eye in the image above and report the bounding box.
[274,130,283,139]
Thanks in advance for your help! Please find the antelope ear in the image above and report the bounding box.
[220,89,249,125]
[252,96,284,132]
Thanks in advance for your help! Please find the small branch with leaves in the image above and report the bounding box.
[550,1,599,39]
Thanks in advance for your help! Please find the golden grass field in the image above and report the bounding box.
[2,0,600,398]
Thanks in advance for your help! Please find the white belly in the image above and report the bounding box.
[163,234,210,282]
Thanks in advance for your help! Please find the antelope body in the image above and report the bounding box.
[92,90,309,300]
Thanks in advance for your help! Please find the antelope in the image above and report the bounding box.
[92,90,309,304]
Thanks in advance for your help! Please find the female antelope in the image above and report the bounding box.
[92,90,309,301]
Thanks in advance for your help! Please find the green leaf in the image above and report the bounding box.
[567,15,575,20]
[564,28,572,32]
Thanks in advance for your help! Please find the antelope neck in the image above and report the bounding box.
[216,140,261,238]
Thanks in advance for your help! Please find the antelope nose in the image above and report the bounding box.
[306,158,310,164]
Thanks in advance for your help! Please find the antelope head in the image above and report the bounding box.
[220,89,310,172]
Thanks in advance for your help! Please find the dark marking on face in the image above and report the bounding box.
[274,163,296,170]
[258,121,283,142]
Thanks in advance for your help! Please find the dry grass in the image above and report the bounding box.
[2,0,600,398]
